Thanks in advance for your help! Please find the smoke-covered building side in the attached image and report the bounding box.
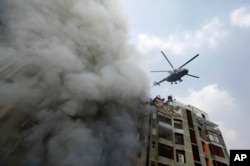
[0,0,150,166]
[0,57,150,166]
[148,96,229,166]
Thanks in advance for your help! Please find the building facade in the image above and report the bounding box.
[147,96,229,166]
[0,57,41,165]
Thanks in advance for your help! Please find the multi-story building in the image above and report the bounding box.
[0,57,42,165]
[147,96,229,166]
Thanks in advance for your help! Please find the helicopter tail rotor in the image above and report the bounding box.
[153,81,161,86]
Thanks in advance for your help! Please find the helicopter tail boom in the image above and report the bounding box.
[187,74,199,78]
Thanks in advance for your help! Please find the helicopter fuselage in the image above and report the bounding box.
[166,68,188,82]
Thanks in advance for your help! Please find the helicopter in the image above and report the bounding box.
[152,51,199,85]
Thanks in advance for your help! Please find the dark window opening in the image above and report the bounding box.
[158,143,173,159]
[186,109,194,129]
[158,114,171,125]
[174,119,183,129]
[192,145,200,161]
[158,126,172,141]
[175,133,184,145]
[189,129,197,144]
[209,144,225,158]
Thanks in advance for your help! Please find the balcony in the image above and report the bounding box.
[196,116,218,128]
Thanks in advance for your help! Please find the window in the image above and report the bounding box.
[174,119,183,129]
[158,126,172,140]
[158,143,173,159]
[209,134,219,142]
[186,109,194,129]
[176,150,185,163]
[206,131,220,143]
[192,145,200,161]
[158,114,171,125]
[209,144,225,158]
[175,133,184,145]
[189,129,197,144]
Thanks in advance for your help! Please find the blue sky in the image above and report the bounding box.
[121,0,250,150]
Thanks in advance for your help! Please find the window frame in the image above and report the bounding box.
[174,119,183,129]
[158,143,174,159]
[206,131,220,144]
[209,144,225,158]
[158,114,172,125]
[158,126,172,141]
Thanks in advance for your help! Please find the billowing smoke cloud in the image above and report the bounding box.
[0,0,150,165]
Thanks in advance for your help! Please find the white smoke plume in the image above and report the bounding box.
[0,0,150,165]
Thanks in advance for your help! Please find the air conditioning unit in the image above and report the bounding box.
[152,128,156,135]
[178,154,184,163]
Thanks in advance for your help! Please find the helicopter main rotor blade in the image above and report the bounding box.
[151,70,172,73]
[161,51,175,71]
[178,54,199,69]
[187,74,199,78]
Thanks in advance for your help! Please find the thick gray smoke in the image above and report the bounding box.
[0,0,150,165]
